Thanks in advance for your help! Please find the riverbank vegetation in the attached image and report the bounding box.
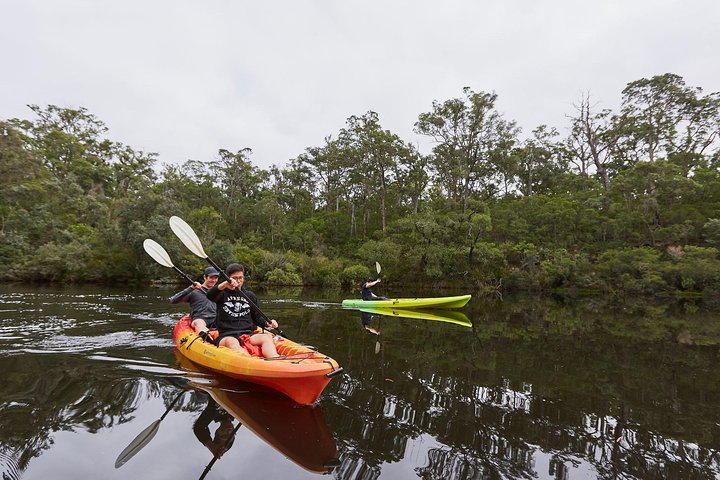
[1,73,719,297]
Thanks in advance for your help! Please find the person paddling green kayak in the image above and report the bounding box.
[361,277,388,301]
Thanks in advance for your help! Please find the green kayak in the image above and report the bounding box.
[341,294,471,310]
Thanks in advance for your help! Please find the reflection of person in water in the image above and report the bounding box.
[193,399,238,458]
[360,311,379,335]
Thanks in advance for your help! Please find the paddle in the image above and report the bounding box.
[168,216,284,337]
[115,391,185,468]
[372,261,389,301]
[143,239,196,285]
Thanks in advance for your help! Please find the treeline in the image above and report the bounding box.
[1,73,720,296]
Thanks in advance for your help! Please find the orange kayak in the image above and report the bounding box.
[173,316,343,405]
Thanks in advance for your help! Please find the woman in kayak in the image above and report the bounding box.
[361,278,388,300]
[206,263,280,358]
[169,266,220,341]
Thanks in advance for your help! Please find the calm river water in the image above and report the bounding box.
[1,284,720,479]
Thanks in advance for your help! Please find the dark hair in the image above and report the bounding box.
[366,277,374,282]
[226,263,245,276]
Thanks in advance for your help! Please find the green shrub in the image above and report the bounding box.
[539,249,595,289]
[341,264,371,287]
[595,247,671,294]
[288,252,342,287]
[669,246,720,292]
[265,266,303,285]
[704,219,720,248]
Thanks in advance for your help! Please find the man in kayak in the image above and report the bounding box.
[361,278,388,301]
[169,266,219,342]
[206,263,280,358]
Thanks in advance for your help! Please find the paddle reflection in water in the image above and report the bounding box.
[112,373,245,479]
[175,351,339,475]
[114,390,186,468]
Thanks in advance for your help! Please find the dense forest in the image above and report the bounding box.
[1,73,719,297]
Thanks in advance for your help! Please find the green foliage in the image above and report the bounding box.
[25,240,92,282]
[340,264,371,287]
[1,74,719,297]
[288,252,341,287]
[230,244,270,279]
[666,246,720,292]
[704,219,720,247]
[0,243,19,275]
[356,239,401,273]
[595,247,672,294]
[538,248,597,290]
[264,265,303,285]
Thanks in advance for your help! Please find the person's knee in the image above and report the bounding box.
[219,337,238,348]
[251,333,271,345]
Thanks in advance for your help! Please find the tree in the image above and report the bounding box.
[415,87,519,211]
[394,147,429,214]
[614,73,720,170]
[609,160,702,246]
[11,105,114,194]
[339,111,411,234]
[110,143,157,197]
[268,160,315,222]
[513,125,566,196]
[566,93,618,189]
[297,137,349,212]
[211,148,268,230]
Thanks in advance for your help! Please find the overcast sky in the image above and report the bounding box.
[2,0,718,170]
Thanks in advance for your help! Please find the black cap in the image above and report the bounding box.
[204,267,220,277]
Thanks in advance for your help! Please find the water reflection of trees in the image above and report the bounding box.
[0,352,201,479]
[319,297,720,479]
[4,294,720,479]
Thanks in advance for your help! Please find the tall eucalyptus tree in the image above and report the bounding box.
[415,88,518,211]
[614,73,720,171]
[268,159,315,222]
[514,125,566,196]
[339,111,410,234]
[211,148,268,229]
[393,147,429,215]
[296,137,349,212]
[566,93,618,190]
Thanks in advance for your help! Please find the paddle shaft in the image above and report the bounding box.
[174,266,196,285]
[161,391,184,419]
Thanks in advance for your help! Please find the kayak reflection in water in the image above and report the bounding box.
[193,397,238,459]
[360,311,380,335]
